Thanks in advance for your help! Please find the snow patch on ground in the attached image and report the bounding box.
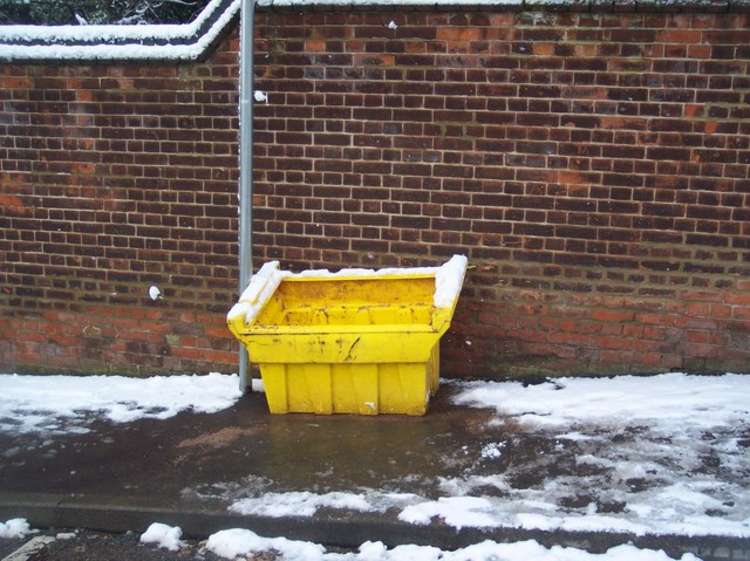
[480,441,505,459]
[452,373,748,430]
[399,497,498,530]
[0,518,32,539]
[223,488,425,519]
[205,528,700,561]
[230,491,375,517]
[140,523,183,551]
[207,528,325,560]
[0,373,242,433]
[438,373,750,537]
[215,374,750,539]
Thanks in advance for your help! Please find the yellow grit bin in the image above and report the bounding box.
[226,255,468,416]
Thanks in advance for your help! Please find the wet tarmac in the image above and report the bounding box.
[0,387,501,505]
[1,384,748,561]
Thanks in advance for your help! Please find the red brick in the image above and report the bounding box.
[436,27,482,42]
[657,30,701,43]
[724,293,750,305]
[305,40,327,52]
[638,313,673,326]
[591,309,634,322]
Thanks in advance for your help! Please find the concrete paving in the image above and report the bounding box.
[0,386,747,561]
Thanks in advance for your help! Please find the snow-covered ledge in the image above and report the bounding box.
[0,0,240,61]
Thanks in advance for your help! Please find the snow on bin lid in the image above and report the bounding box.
[227,255,468,325]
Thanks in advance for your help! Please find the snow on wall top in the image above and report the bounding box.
[2,0,748,61]
[0,0,240,61]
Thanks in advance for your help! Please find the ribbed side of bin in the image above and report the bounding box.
[260,349,438,416]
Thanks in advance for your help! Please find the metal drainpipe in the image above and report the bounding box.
[238,0,256,394]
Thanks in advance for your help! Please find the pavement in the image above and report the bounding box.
[0,384,748,561]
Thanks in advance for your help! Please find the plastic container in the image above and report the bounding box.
[227,255,467,416]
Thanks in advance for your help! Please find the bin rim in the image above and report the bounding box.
[234,322,439,336]
[227,255,468,333]
[280,272,437,283]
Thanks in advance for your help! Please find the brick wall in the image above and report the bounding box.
[0,30,242,375]
[2,8,750,378]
